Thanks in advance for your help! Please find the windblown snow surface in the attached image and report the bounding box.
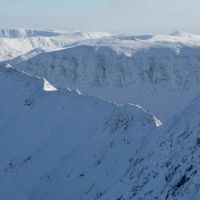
[1,30,200,200]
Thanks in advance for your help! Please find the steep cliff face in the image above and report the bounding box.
[12,39,200,121]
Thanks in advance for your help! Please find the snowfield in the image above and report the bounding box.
[1,29,200,199]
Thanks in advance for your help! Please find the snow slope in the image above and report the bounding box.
[121,93,200,200]
[0,66,159,200]
[11,32,200,122]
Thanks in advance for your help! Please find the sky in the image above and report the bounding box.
[0,0,200,34]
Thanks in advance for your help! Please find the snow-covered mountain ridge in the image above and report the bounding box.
[0,28,111,39]
[1,55,200,199]
[10,34,200,121]
[0,28,111,61]
[0,66,159,200]
[0,28,62,38]
[2,30,200,199]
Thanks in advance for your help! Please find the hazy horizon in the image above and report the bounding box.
[0,0,200,34]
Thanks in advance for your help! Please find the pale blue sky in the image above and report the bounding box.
[0,0,200,34]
